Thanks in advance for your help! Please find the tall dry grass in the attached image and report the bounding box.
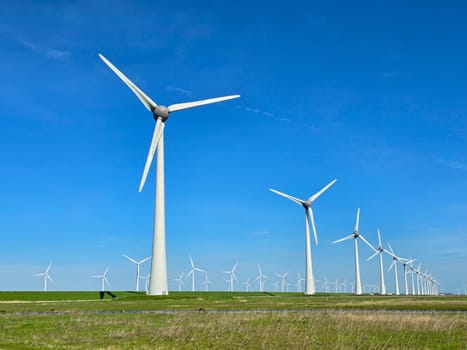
[1,311,465,349]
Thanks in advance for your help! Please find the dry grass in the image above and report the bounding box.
[1,311,465,349]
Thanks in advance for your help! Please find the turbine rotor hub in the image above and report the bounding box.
[152,106,170,122]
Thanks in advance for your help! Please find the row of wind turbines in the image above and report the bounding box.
[97,53,439,296]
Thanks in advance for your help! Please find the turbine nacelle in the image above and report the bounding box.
[152,106,170,121]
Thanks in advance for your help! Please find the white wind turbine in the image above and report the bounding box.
[173,272,184,292]
[385,244,401,295]
[366,228,387,295]
[202,271,213,292]
[275,273,288,292]
[185,256,205,292]
[93,267,110,292]
[99,54,239,295]
[223,262,238,292]
[255,265,268,292]
[400,257,416,296]
[122,254,151,293]
[140,273,150,294]
[33,262,54,292]
[243,278,251,292]
[269,179,336,295]
[333,208,374,295]
[296,273,305,292]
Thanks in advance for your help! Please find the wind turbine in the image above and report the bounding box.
[33,262,54,292]
[202,271,213,292]
[333,208,374,295]
[296,273,305,292]
[269,179,336,295]
[140,273,151,294]
[385,244,401,295]
[243,278,251,292]
[185,256,205,292]
[122,254,151,293]
[366,228,387,295]
[93,267,110,292]
[275,273,288,292]
[255,265,268,292]
[223,262,238,292]
[99,54,239,295]
[400,257,416,296]
[173,272,184,292]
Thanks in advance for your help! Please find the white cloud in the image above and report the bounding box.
[435,158,467,171]
[165,85,194,97]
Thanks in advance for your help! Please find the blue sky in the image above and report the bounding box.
[0,1,466,294]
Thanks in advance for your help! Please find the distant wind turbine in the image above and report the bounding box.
[122,254,151,292]
[366,228,387,295]
[99,54,239,295]
[173,272,184,292]
[275,273,288,292]
[296,273,305,292]
[93,267,110,292]
[223,262,238,292]
[255,265,268,292]
[269,179,336,295]
[243,278,251,292]
[333,208,374,295]
[202,271,213,292]
[185,256,205,292]
[33,262,54,292]
[385,244,401,295]
[400,257,416,296]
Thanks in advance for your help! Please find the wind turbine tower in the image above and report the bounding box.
[367,228,387,295]
[333,208,374,295]
[269,179,336,295]
[99,54,239,295]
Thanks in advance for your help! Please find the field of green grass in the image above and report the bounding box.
[1,292,466,349]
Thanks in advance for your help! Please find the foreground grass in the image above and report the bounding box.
[1,292,466,349]
[1,311,465,349]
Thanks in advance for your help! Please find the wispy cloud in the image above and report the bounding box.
[435,158,467,171]
[12,33,71,60]
[249,228,270,235]
[165,85,193,97]
[44,48,71,60]
[236,105,291,123]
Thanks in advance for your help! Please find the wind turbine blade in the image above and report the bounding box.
[308,179,337,202]
[307,207,318,245]
[189,256,195,268]
[388,260,396,272]
[186,270,193,279]
[123,254,138,264]
[104,266,110,275]
[269,188,304,205]
[387,243,395,255]
[33,273,45,277]
[139,256,151,264]
[139,119,165,192]
[377,228,382,247]
[332,234,354,244]
[354,208,360,232]
[168,95,240,113]
[98,54,158,111]
[359,234,376,252]
[47,275,54,284]
[46,262,52,273]
[104,277,110,286]
[232,262,238,272]
[367,251,379,261]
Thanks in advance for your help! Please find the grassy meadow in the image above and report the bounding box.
[0,292,466,349]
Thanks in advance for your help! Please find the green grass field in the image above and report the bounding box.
[1,292,466,349]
